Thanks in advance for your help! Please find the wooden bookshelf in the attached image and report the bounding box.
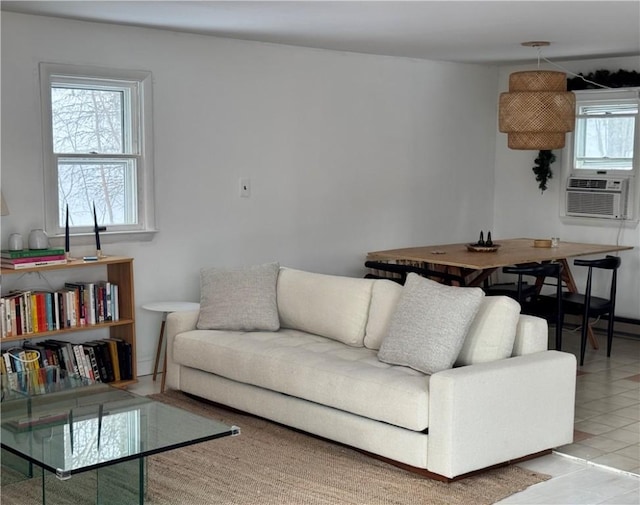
[1,256,137,387]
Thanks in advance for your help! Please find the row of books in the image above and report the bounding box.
[1,247,68,270]
[1,338,134,389]
[1,281,119,338]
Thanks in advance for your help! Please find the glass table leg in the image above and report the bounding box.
[96,457,145,505]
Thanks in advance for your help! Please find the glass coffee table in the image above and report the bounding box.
[1,377,238,504]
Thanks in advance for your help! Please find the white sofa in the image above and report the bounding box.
[164,266,576,480]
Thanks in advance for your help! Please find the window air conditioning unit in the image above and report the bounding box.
[565,177,629,219]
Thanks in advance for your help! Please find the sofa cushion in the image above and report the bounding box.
[173,328,430,431]
[455,296,520,366]
[197,262,280,331]
[378,273,484,374]
[364,279,403,350]
[277,268,374,347]
[512,314,549,356]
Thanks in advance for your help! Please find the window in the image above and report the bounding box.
[562,88,640,223]
[570,88,640,176]
[40,63,156,239]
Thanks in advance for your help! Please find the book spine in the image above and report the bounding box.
[45,293,54,331]
[19,297,26,335]
[84,347,100,382]
[0,299,5,338]
[86,283,96,325]
[23,292,32,334]
[9,298,17,337]
[14,298,22,336]
[103,282,112,321]
[65,343,80,377]
[53,293,60,330]
[36,294,46,333]
[73,345,89,380]
[87,344,109,382]
[1,248,65,259]
[113,285,119,321]
[1,259,68,269]
[2,254,67,264]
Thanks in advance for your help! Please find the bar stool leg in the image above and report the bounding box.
[152,317,167,381]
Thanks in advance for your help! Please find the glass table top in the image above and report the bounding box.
[1,383,237,477]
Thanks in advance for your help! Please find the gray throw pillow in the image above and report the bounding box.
[197,262,280,331]
[378,273,484,374]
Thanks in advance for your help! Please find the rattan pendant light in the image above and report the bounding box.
[499,42,576,150]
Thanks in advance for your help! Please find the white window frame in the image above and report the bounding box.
[40,63,157,242]
[561,87,640,225]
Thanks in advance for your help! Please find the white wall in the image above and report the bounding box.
[1,12,499,374]
[494,56,640,318]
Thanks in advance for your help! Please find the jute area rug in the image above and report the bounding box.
[0,390,549,505]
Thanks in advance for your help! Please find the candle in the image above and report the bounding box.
[65,204,70,253]
[93,202,101,253]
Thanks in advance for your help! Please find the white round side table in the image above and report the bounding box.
[142,301,200,392]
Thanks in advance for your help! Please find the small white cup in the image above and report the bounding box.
[551,237,560,248]
[8,233,23,251]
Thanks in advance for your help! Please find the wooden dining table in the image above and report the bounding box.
[367,237,633,349]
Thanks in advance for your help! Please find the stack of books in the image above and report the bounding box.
[1,248,67,269]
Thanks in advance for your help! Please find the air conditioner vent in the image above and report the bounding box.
[567,192,616,216]
[568,178,608,190]
[565,177,629,219]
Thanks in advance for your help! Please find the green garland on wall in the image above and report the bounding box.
[567,69,640,91]
[533,150,556,192]
[533,69,640,192]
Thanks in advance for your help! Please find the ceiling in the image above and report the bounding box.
[2,1,640,64]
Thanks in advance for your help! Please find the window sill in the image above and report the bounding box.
[47,229,158,248]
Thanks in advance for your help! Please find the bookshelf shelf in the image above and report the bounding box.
[1,256,137,387]
[0,319,135,343]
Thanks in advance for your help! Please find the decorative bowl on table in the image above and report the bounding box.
[466,243,501,253]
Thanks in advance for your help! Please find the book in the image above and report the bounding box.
[101,339,121,382]
[2,254,66,264]
[1,258,67,269]
[64,283,86,326]
[1,248,65,259]
[85,341,113,382]
[84,346,102,383]
[110,338,133,380]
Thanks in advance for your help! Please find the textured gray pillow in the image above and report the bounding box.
[197,262,280,331]
[378,273,484,374]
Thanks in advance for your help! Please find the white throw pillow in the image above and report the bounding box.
[378,273,484,374]
[196,262,280,331]
[455,296,520,366]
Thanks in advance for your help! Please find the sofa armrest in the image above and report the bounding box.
[428,350,576,478]
[164,310,200,391]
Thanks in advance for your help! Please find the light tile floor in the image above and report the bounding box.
[497,329,640,504]
[554,331,639,475]
[132,328,640,505]
[496,454,640,505]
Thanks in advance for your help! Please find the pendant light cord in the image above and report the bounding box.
[541,56,612,89]
[526,42,612,89]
